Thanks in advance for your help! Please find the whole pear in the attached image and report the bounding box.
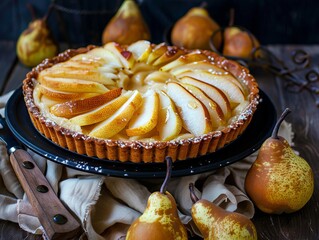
[245,108,314,214]
[221,9,260,59]
[222,26,260,59]
[171,6,221,50]
[16,18,58,67]
[189,183,257,240]
[102,0,150,45]
[126,157,188,240]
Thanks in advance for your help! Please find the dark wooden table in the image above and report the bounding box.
[0,41,318,240]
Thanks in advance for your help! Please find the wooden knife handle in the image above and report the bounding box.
[10,149,82,240]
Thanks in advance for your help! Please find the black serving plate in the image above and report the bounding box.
[5,87,276,179]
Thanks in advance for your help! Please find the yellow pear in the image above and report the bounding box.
[126,157,188,240]
[102,0,150,45]
[245,108,314,214]
[223,26,260,59]
[222,9,260,59]
[171,6,221,50]
[16,17,58,67]
[189,183,257,240]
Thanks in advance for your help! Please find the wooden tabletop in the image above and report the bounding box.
[0,41,318,240]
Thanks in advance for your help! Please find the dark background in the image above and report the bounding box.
[0,0,318,47]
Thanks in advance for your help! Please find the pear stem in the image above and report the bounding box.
[160,156,172,194]
[189,183,199,204]
[43,0,56,23]
[200,1,208,9]
[228,8,235,27]
[27,3,37,20]
[271,108,291,139]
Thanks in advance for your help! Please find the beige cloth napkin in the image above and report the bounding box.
[0,91,294,239]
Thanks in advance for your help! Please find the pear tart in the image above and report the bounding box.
[23,41,259,163]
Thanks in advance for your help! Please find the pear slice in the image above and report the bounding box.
[39,76,109,93]
[152,47,186,67]
[177,70,245,108]
[39,68,116,86]
[170,60,225,76]
[179,76,231,119]
[157,90,183,141]
[128,40,152,62]
[126,90,159,136]
[170,61,246,93]
[146,43,168,64]
[50,88,122,118]
[70,90,132,126]
[88,90,142,138]
[144,71,174,84]
[39,85,98,101]
[181,83,225,129]
[86,47,123,69]
[104,42,135,69]
[160,51,208,72]
[166,82,212,136]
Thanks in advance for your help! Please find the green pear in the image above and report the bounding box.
[171,6,221,50]
[245,108,314,214]
[126,157,187,240]
[16,18,58,67]
[189,183,257,240]
[102,0,150,45]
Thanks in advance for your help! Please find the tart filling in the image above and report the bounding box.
[23,41,259,163]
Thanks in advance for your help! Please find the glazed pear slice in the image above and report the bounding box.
[146,43,168,64]
[39,85,98,101]
[152,47,186,67]
[166,82,212,136]
[170,60,225,76]
[88,90,142,138]
[70,90,131,126]
[157,90,183,141]
[181,83,225,129]
[104,42,135,69]
[177,70,246,108]
[144,71,174,84]
[39,76,109,93]
[50,88,122,118]
[39,67,116,86]
[126,90,159,136]
[179,76,231,119]
[160,51,208,72]
[127,40,152,62]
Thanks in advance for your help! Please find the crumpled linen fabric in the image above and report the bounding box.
[0,91,294,239]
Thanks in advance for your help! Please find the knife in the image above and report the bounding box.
[0,115,82,240]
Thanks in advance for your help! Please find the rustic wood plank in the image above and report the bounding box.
[0,41,17,95]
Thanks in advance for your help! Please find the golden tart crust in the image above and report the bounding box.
[23,42,259,163]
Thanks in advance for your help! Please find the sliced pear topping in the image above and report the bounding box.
[181,83,225,129]
[157,90,183,141]
[50,88,122,118]
[39,85,99,101]
[166,82,212,136]
[179,76,231,119]
[177,70,245,108]
[88,90,142,138]
[152,47,186,67]
[70,90,132,126]
[126,90,159,136]
[104,42,135,69]
[160,51,208,72]
[127,40,152,62]
[39,76,109,93]
[146,43,168,64]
